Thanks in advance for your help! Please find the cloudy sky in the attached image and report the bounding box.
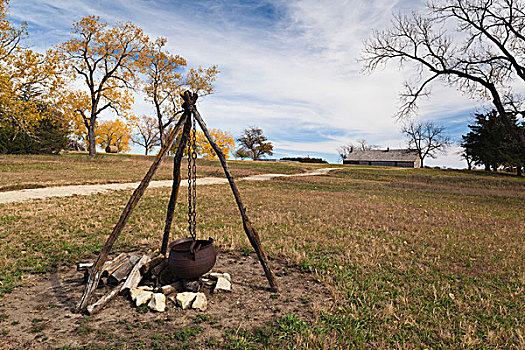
[8,0,492,167]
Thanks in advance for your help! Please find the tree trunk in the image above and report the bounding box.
[88,123,96,157]
[420,157,424,168]
[154,95,165,147]
[158,120,165,147]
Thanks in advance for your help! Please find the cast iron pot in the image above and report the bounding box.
[168,237,216,279]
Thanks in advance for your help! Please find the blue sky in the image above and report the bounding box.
[8,0,496,167]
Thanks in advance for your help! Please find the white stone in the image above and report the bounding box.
[213,276,231,292]
[209,272,231,281]
[161,282,182,295]
[130,286,154,301]
[148,293,166,312]
[135,291,153,306]
[191,292,207,311]
[176,292,197,310]
[201,278,214,287]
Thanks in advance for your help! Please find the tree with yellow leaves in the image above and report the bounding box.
[59,16,149,157]
[142,37,185,146]
[66,90,91,148]
[195,128,235,159]
[142,37,218,145]
[96,119,132,153]
[0,0,25,61]
[0,1,70,148]
[169,128,234,159]
[2,49,67,131]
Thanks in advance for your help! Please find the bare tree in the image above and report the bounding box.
[459,147,474,170]
[337,144,354,160]
[356,139,369,151]
[132,115,160,155]
[356,139,379,150]
[337,139,380,160]
[362,0,525,159]
[401,121,450,167]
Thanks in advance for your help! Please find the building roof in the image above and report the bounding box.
[344,149,419,162]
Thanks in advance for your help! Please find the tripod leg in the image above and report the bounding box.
[193,110,279,292]
[160,118,191,255]
[75,113,189,313]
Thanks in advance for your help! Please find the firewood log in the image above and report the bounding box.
[120,255,150,294]
[77,262,93,272]
[101,253,130,277]
[78,252,129,277]
[107,259,134,285]
[150,259,169,276]
[140,255,165,275]
[159,265,175,286]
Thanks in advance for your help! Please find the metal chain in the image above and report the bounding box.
[187,114,197,240]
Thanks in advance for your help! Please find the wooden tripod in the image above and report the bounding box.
[75,91,278,313]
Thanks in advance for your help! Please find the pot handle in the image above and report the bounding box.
[190,240,203,261]
[190,238,213,260]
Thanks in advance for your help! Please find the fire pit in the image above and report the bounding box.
[75,91,277,315]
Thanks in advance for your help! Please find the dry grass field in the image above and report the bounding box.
[0,154,524,349]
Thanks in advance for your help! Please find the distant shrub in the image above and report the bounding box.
[280,157,328,164]
[0,118,68,154]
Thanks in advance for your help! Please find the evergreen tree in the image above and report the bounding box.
[462,110,524,175]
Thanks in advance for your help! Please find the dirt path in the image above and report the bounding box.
[0,168,338,204]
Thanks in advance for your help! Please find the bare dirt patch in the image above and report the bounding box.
[0,251,331,349]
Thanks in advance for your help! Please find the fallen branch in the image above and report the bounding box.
[86,282,124,315]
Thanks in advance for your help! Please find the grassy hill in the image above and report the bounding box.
[0,155,523,348]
